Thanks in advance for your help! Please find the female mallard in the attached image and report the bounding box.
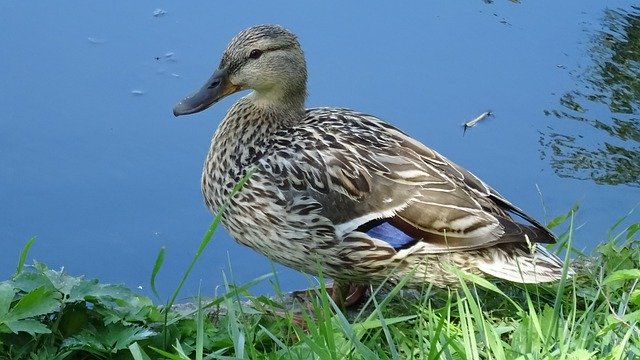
[173,25,569,305]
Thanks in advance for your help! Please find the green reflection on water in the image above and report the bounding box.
[542,5,640,187]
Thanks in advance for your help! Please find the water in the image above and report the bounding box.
[1,1,638,300]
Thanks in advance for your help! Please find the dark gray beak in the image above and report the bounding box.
[173,68,240,117]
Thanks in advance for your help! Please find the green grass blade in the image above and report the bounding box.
[196,285,204,360]
[148,345,190,360]
[352,315,416,332]
[524,291,545,341]
[449,266,523,312]
[162,168,255,346]
[129,342,152,360]
[16,236,36,275]
[426,295,453,360]
[222,273,246,359]
[457,296,479,360]
[547,203,579,229]
[549,212,575,342]
[258,324,289,353]
[358,267,416,326]
[150,246,166,302]
[329,295,379,359]
[314,271,338,358]
[606,205,637,241]
[371,295,399,360]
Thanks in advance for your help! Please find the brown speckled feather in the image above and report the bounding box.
[258,108,554,251]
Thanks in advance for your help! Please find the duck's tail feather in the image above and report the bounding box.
[476,243,573,283]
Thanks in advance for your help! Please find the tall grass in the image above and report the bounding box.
[0,209,638,359]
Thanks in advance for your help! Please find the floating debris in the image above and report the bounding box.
[131,90,145,96]
[171,73,180,77]
[87,37,106,44]
[155,52,176,62]
[152,8,166,17]
[463,110,493,135]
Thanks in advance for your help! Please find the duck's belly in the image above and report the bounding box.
[219,189,341,275]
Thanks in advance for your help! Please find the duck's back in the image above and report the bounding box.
[254,107,554,246]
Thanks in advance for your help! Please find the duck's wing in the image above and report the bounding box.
[259,108,555,253]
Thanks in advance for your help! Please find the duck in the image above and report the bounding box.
[173,24,570,307]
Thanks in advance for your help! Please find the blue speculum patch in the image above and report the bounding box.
[362,221,417,250]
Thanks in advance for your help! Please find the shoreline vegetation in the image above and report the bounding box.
[1,210,639,359]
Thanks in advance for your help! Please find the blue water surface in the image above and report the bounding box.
[1,1,638,300]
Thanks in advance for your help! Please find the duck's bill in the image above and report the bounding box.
[173,68,240,116]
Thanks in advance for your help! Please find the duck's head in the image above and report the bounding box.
[173,24,307,116]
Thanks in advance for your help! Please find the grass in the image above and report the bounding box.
[0,210,639,359]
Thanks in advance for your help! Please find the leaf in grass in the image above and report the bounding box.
[69,280,135,304]
[11,269,56,293]
[621,310,640,323]
[631,289,640,307]
[539,305,557,340]
[603,269,640,284]
[0,282,15,317]
[598,244,636,274]
[36,268,83,301]
[626,223,640,240]
[352,315,416,331]
[547,203,579,229]
[65,324,156,353]
[63,331,107,352]
[5,286,60,321]
[602,327,633,360]
[112,326,157,353]
[4,319,51,335]
[566,348,597,360]
[26,346,72,360]
[597,311,640,337]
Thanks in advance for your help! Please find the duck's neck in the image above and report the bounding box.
[248,84,307,113]
[202,91,305,205]
[213,90,306,161]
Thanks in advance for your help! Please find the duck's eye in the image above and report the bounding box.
[249,49,263,59]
